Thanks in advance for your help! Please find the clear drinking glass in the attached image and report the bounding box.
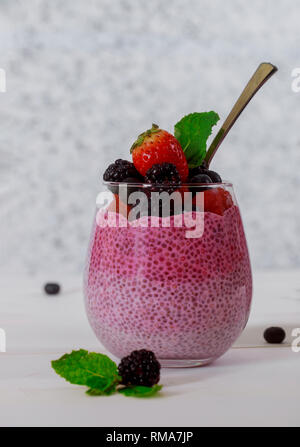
[84,182,252,367]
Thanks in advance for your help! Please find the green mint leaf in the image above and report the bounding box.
[118,385,163,398]
[51,349,121,393]
[174,112,220,168]
[85,375,119,394]
[86,385,117,396]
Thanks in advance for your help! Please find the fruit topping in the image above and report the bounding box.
[193,187,233,216]
[206,170,222,183]
[190,174,212,184]
[189,165,222,183]
[130,124,189,181]
[102,111,227,216]
[103,159,142,183]
[118,349,161,387]
[189,165,208,178]
[145,162,181,192]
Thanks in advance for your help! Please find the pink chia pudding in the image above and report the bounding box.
[84,202,252,365]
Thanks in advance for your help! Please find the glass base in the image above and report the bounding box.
[159,357,214,368]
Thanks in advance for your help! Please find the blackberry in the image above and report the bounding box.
[189,165,222,183]
[118,349,161,387]
[190,174,212,184]
[189,165,207,178]
[189,173,212,195]
[103,159,142,183]
[264,327,286,344]
[143,163,182,218]
[206,170,222,183]
[145,163,181,193]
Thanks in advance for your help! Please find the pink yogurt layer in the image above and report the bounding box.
[84,206,252,362]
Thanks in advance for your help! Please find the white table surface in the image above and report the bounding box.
[0,271,299,427]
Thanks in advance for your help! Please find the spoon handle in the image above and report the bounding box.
[204,62,278,167]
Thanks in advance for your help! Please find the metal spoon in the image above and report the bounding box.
[204,62,278,167]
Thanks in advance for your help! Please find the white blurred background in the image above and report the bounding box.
[0,0,300,277]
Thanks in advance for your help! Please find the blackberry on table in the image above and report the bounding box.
[118,349,161,387]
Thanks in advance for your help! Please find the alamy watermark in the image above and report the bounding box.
[291,68,300,92]
[291,328,300,353]
[0,69,6,92]
[0,328,6,352]
[96,187,205,239]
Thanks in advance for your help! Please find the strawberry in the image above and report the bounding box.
[204,188,234,215]
[193,187,234,216]
[107,194,132,219]
[130,124,189,181]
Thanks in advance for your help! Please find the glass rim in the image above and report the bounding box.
[103,180,233,188]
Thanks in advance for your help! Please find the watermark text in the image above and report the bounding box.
[0,328,6,352]
[0,69,6,92]
[291,68,300,92]
[96,188,205,239]
[291,328,300,353]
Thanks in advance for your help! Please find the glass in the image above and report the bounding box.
[84,182,252,367]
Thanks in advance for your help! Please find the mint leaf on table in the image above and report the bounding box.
[174,112,220,168]
[118,385,162,398]
[86,385,117,396]
[51,349,121,395]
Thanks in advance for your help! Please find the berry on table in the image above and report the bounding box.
[263,327,286,344]
[118,349,161,387]
[130,124,189,181]
[44,283,60,295]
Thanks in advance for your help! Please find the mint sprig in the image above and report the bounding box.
[174,111,220,168]
[51,350,163,398]
[86,385,117,396]
[51,350,121,395]
[118,385,162,398]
